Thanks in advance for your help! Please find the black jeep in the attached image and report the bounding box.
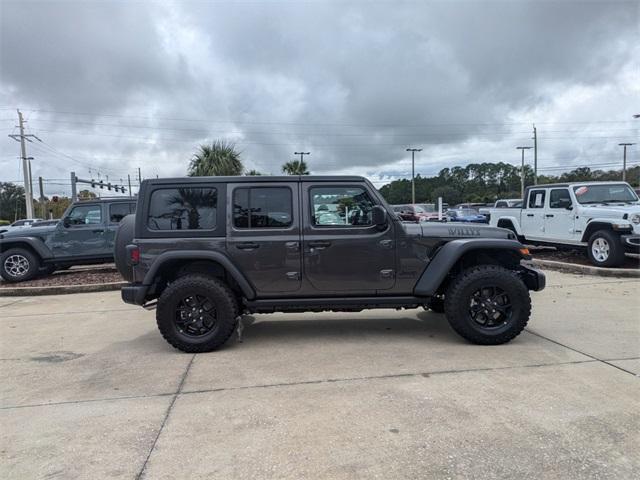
[115,176,545,352]
[0,197,136,282]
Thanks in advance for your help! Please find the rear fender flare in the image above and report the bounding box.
[144,250,256,300]
[413,239,527,296]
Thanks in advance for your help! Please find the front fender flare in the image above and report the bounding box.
[413,239,527,296]
[0,236,53,259]
[143,250,256,300]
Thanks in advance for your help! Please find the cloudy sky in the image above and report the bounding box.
[1,0,638,196]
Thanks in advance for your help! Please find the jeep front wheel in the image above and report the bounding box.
[0,248,41,282]
[444,265,531,345]
[587,230,625,267]
[156,275,239,353]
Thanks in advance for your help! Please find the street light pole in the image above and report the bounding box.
[618,143,635,182]
[406,148,422,204]
[516,146,533,198]
[293,151,310,164]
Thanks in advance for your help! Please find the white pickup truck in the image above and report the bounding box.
[490,181,640,267]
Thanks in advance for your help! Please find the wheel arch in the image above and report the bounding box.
[144,251,256,300]
[413,239,528,296]
[581,221,616,243]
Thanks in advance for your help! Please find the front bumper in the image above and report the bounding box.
[621,234,640,252]
[519,266,546,292]
[121,284,149,306]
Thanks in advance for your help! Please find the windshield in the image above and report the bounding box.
[456,209,480,216]
[573,184,639,204]
[417,204,435,212]
[412,205,426,213]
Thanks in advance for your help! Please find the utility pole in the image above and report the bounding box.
[532,124,538,185]
[137,167,142,193]
[8,109,39,218]
[38,176,45,218]
[70,171,77,202]
[406,148,422,204]
[516,146,533,198]
[618,143,635,182]
[293,151,310,165]
[128,174,132,198]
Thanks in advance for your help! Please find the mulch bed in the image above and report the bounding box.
[0,265,124,288]
[529,247,640,270]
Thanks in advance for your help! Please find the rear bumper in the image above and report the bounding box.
[519,265,546,292]
[621,234,640,252]
[121,284,149,306]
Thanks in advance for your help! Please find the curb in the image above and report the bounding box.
[529,259,640,278]
[0,281,126,297]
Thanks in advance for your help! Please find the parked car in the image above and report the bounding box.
[489,181,640,267]
[31,219,60,228]
[0,198,136,281]
[114,175,545,352]
[446,208,488,223]
[0,218,43,234]
[392,204,440,222]
[480,199,523,221]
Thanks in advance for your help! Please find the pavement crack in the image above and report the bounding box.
[136,353,196,480]
[525,329,639,377]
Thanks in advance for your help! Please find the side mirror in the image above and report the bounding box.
[372,205,387,227]
[62,217,71,228]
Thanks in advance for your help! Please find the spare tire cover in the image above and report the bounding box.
[114,214,135,282]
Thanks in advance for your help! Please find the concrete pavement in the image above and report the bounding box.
[1,270,639,479]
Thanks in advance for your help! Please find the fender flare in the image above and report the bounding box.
[494,216,523,235]
[143,250,256,300]
[0,236,53,259]
[581,218,632,242]
[413,239,527,296]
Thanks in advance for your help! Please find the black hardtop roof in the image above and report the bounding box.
[144,175,367,185]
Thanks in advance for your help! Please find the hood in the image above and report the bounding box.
[0,224,58,239]
[579,203,640,218]
[414,222,514,240]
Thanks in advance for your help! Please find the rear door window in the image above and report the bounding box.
[109,203,136,223]
[233,187,292,229]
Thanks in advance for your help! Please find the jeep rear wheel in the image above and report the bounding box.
[0,248,41,282]
[444,265,531,345]
[156,275,239,353]
[587,230,625,267]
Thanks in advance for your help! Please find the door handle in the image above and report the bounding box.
[236,242,259,250]
[526,214,534,217]
[545,214,554,218]
[308,240,331,248]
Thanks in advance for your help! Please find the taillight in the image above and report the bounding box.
[126,244,140,265]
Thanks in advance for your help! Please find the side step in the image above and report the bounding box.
[244,296,429,314]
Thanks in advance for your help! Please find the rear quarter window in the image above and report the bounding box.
[147,187,218,230]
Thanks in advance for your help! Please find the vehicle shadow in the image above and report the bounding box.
[231,310,463,346]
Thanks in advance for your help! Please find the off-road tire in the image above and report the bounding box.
[156,275,239,353]
[444,265,531,345]
[587,229,625,268]
[0,248,41,282]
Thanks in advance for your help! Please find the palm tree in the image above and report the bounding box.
[281,159,310,175]
[188,140,243,177]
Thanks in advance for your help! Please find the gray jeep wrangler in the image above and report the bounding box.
[0,197,136,282]
[115,175,545,352]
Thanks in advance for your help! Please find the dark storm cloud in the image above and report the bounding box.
[0,0,637,193]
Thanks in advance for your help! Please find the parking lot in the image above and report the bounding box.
[1,269,638,479]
